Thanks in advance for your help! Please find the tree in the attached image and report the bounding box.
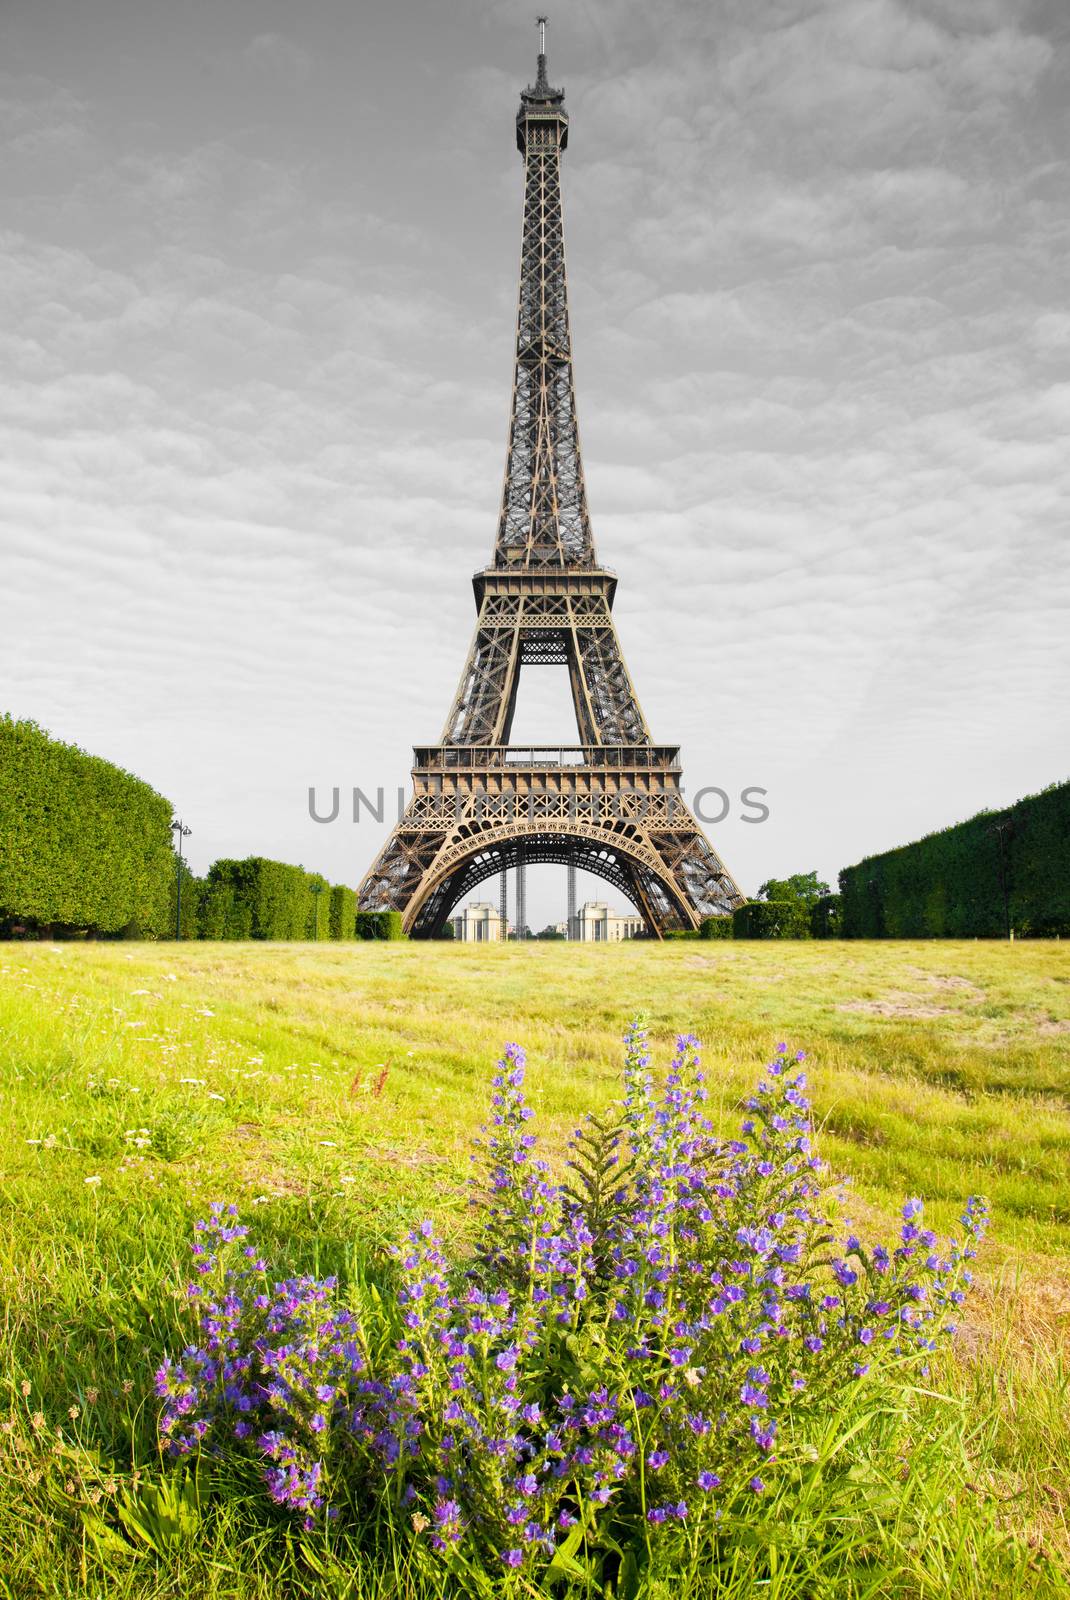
[756,872,830,910]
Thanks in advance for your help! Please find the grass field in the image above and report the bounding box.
[1,939,1068,1596]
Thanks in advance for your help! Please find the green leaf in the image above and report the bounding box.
[81,1512,138,1563]
[116,1470,202,1555]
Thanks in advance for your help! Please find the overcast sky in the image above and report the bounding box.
[2,0,1067,928]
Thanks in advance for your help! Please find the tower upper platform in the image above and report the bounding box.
[517,41,568,153]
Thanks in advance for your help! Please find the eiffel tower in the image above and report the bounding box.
[359,23,744,938]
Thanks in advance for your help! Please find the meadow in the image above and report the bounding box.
[1,938,1068,1597]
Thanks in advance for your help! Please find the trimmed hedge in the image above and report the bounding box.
[197,874,236,940]
[699,915,734,940]
[810,894,842,939]
[0,715,174,937]
[199,858,310,941]
[306,875,330,941]
[193,862,366,941]
[0,715,368,944]
[356,910,405,940]
[733,901,810,940]
[839,781,1070,938]
[329,885,357,940]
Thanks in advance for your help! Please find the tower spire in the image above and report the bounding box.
[505,25,585,567]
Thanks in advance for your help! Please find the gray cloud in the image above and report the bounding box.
[243,34,314,86]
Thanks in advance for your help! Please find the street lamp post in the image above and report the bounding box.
[171,819,192,940]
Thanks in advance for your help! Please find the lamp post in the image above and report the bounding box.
[171,819,191,940]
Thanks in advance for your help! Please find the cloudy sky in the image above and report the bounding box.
[2,0,1067,928]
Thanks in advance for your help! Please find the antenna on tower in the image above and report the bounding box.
[533,14,550,94]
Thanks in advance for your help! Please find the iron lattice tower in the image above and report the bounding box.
[359,26,745,937]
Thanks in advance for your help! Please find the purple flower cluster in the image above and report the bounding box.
[154,1030,988,1571]
[155,1203,363,1523]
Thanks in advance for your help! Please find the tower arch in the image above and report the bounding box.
[404,819,696,938]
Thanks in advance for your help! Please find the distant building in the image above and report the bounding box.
[451,901,507,942]
[574,901,645,941]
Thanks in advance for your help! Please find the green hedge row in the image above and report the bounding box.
[306,874,330,941]
[666,906,813,942]
[839,781,1070,938]
[356,909,405,940]
[663,916,734,941]
[0,715,174,937]
[810,895,842,939]
[191,860,400,942]
[733,901,810,940]
[666,907,814,942]
[0,718,392,941]
[199,858,313,940]
[329,885,357,940]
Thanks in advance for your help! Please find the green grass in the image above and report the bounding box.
[1,939,1068,1596]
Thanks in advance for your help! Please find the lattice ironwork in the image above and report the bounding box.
[496,48,591,570]
[440,587,649,748]
[358,27,746,939]
[516,851,527,939]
